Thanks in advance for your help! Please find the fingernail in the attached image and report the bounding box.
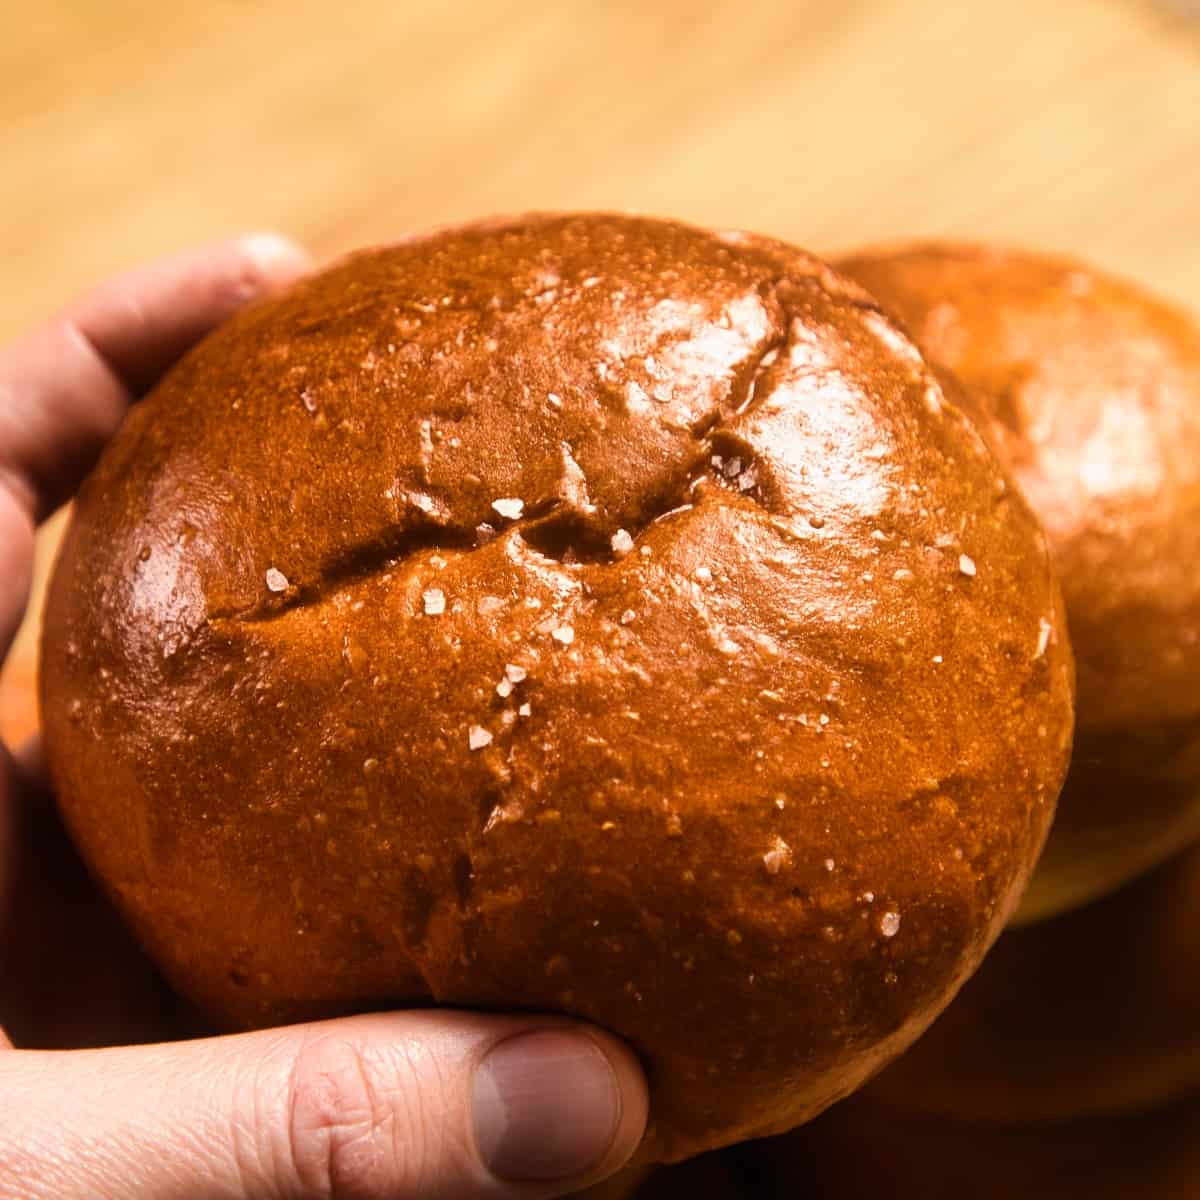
[473,1030,622,1181]
[238,233,311,278]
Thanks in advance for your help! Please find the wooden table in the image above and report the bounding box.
[3,0,1199,742]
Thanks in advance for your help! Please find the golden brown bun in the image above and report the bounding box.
[837,243,1200,922]
[763,1093,1200,1200]
[865,836,1200,1123]
[41,215,1072,1159]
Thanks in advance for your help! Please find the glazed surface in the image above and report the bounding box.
[42,216,1072,1158]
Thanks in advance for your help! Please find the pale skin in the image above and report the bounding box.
[0,235,648,1200]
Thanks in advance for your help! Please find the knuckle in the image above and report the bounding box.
[281,1033,405,1199]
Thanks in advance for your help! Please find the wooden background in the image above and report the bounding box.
[2,0,1199,744]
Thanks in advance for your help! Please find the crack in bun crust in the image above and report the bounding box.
[41,215,1073,1160]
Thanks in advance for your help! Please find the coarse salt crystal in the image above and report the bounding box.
[477,595,504,615]
[423,588,446,616]
[763,837,792,875]
[879,911,901,938]
[518,702,532,717]
[468,725,493,751]
[694,565,713,583]
[626,380,651,408]
[551,624,575,646]
[496,678,514,699]
[505,663,527,683]
[1035,616,1053,658]
[611,529,635,556]
[959,554,977,578]
[265,568,289,593]
[492,497,525,520]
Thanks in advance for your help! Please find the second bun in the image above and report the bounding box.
[839,243,1200,922]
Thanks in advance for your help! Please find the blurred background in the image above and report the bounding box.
[2,0,1199,742]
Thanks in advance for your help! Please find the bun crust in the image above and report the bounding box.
[839,243,1200,921]
[41,216,1072,1158]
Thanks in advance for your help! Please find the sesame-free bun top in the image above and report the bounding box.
[839,244,1200,922]
[41,215,1072,1160]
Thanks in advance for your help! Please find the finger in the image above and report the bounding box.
[0,482,33,667]
[0,235,309,658]
[0,748,18,981]
[0,233,310,526]
[0,1011,649,1200]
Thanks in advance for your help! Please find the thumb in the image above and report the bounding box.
[0,1010,649,1200]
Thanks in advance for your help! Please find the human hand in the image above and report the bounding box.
[0,236,648,1199]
